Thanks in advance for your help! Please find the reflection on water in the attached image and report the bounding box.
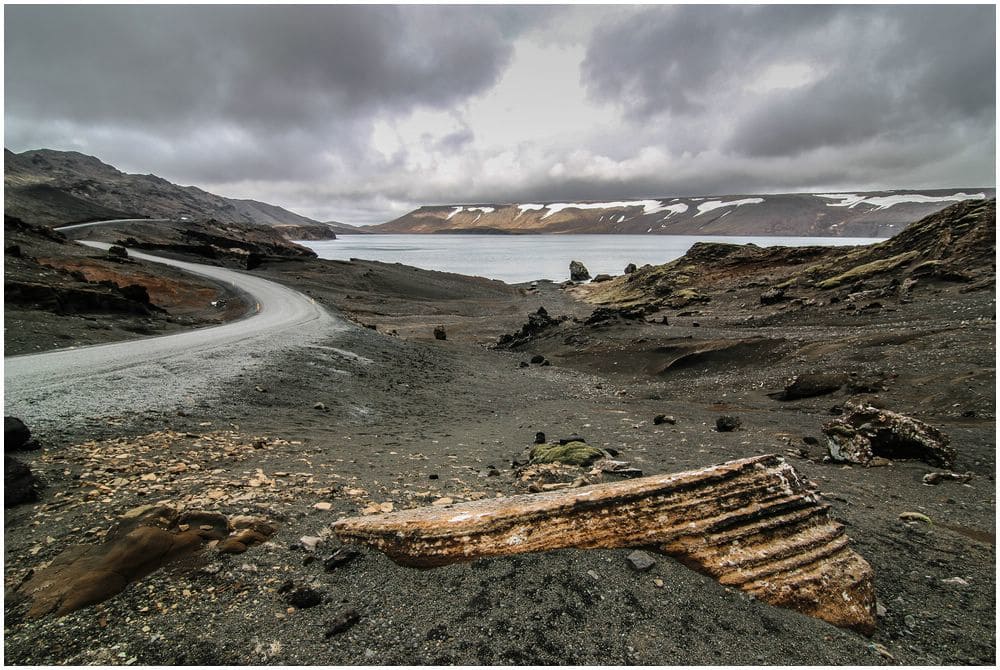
[302,234,885,284]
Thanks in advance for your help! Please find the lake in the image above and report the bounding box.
[301,234,885,284]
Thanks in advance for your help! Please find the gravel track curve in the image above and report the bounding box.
[4,242,350,431]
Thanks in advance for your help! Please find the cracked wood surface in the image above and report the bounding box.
[333,454,876,633]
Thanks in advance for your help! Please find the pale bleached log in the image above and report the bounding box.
[333,454,875,634]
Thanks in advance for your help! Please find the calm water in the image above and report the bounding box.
[302,234,884,284]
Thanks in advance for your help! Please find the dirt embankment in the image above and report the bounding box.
[3,201,995,665]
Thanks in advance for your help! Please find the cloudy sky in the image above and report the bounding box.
[5,4,995,225]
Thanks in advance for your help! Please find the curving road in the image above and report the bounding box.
[4,242,349,431]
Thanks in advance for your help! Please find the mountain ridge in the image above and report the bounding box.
[374,190,994,237]
[3,148,359,239]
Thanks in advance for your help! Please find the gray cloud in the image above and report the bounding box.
[4,5,995,225]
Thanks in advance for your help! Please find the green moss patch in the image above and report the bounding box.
[528,441,604,466]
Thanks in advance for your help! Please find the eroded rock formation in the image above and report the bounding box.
[333,454,876,633]
[822,400,954,467]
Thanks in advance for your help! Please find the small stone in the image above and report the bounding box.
[904,614,917,629]
[428,474,439,480]
[715,416,741,432]
[206,489,225,501]
[653,578,664,588]
[941,576,969,586]
[313,502,333,511]
[586,570,600,580]
[876,601,888,617]
[313,402,326,410]
[255,386,266,393]
[433,326,447,341]
[869,643,895,661]
[323,547,360,571]
[530,354,545,365]
[140,473,157,481]
[533,432,546,444]
[324,608,361,637]
[653,414,676,426]
[300,536,322,552]
[379,502,394,513]
[431,497,453,506]
[898,511,932,524]
[626,550,657,572]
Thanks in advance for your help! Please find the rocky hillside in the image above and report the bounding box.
[375,190,993,237]
[4,148,354,239]
[585,198,996,310]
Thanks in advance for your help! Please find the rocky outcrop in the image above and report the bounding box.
[823,401,954,468]
[769,373,850,401]
[5,416,37,452]
[4,455,42,507]
[333,454,876,634]
[570,260,590,282]
[494,306,566,349]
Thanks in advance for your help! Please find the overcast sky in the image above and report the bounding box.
[5,4,996,225]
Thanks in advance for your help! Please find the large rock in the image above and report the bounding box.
[823,400,953,467]
[5,416,36,452]
[569,260,591,282]
[334,454,876,634]
[5,455,42,507]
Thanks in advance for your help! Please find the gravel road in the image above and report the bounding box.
[4,242,350,431]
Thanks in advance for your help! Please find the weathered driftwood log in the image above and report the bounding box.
[333,454,875,633]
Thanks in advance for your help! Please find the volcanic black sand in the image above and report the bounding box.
[3,201,995,665]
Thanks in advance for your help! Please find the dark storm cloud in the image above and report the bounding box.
[4,4,527,183]
[582,5,996,159]
[4,5,994,225]
[6,5,517,126]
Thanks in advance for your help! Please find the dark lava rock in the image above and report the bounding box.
[433,325,447,341]
[530,354,546,364]
[759,288,788,305]
[323,547,361,571]
[768,373,850,401]
[591,274,613,283]
[715,416,741,432]
[5,417,36,452]
[653,414,677,426]
[324,608,361,638]
[5,455,42,507]
[494,307,565,349]
[558,435,587,445]
[518,361,529,368]
[287,586,324,609]
[569,260,590,282]
[585,306,647,326]
[626,550,657,572]
[6,244,22,257]
[534,432,546,445]
[624,263,637,274]
[107,245,129,260]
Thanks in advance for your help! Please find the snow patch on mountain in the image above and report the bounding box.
[815,192,986,210]
[694,198,765,216]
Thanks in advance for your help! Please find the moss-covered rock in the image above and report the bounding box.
[815,251,920,289]
[529,441,604,466]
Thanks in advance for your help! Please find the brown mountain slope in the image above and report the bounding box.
[4,148,352,239]
[375,190,993,237]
